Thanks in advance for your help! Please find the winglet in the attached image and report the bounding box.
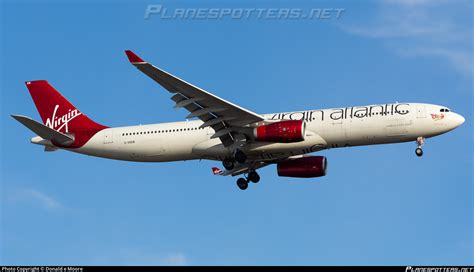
[212,167,223,175]
[125,50,146,64]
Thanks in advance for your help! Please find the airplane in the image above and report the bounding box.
[12,50,465,190]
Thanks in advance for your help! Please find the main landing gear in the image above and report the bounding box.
[222,149,247,170]
[236,171,260,190]
[415,136,425,157]
[234,149,247,163]
[220,149,258,190]
[222,158,234,170]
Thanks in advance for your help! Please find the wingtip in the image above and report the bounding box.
[125,50,145,63]
[11,114,27,121]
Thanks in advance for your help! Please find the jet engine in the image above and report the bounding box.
[277,156,327,178]
[253,120,305,143]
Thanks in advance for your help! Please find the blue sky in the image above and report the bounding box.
[1,0,472,265]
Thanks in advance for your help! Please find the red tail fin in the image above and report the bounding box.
[26,80,106,133]
[26,80,107,147]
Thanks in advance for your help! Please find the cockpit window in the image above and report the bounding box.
[440,109,445,112]
[440,108,450,112]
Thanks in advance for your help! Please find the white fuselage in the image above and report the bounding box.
[57,103,464,162]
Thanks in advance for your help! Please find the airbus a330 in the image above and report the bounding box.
[12,50,465,190]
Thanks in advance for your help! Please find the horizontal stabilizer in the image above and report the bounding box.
[212,167,223,175]
[11,115,74,146]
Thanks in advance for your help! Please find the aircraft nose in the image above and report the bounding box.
[452,113,465,127]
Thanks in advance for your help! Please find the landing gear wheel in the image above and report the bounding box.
[223,159,235,170]
[236,178,248,190]
[234,149,247,163]
[248,171,260,183]
[415,147,423,157]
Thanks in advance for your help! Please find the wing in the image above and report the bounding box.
[125,50,265,146]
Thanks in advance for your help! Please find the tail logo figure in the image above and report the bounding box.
[45,105,82,133]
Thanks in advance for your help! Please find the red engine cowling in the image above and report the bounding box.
[277,156,327,178]
[253,120,305,143]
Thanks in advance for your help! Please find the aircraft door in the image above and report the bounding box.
[103,129,114,144]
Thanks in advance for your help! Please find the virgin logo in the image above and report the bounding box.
[45,105,82,132]
[430,113,444,121]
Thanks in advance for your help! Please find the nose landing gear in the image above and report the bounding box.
[415,136,425,157]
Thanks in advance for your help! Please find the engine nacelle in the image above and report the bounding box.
[277,156,327,178]
[253,120,305,143]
